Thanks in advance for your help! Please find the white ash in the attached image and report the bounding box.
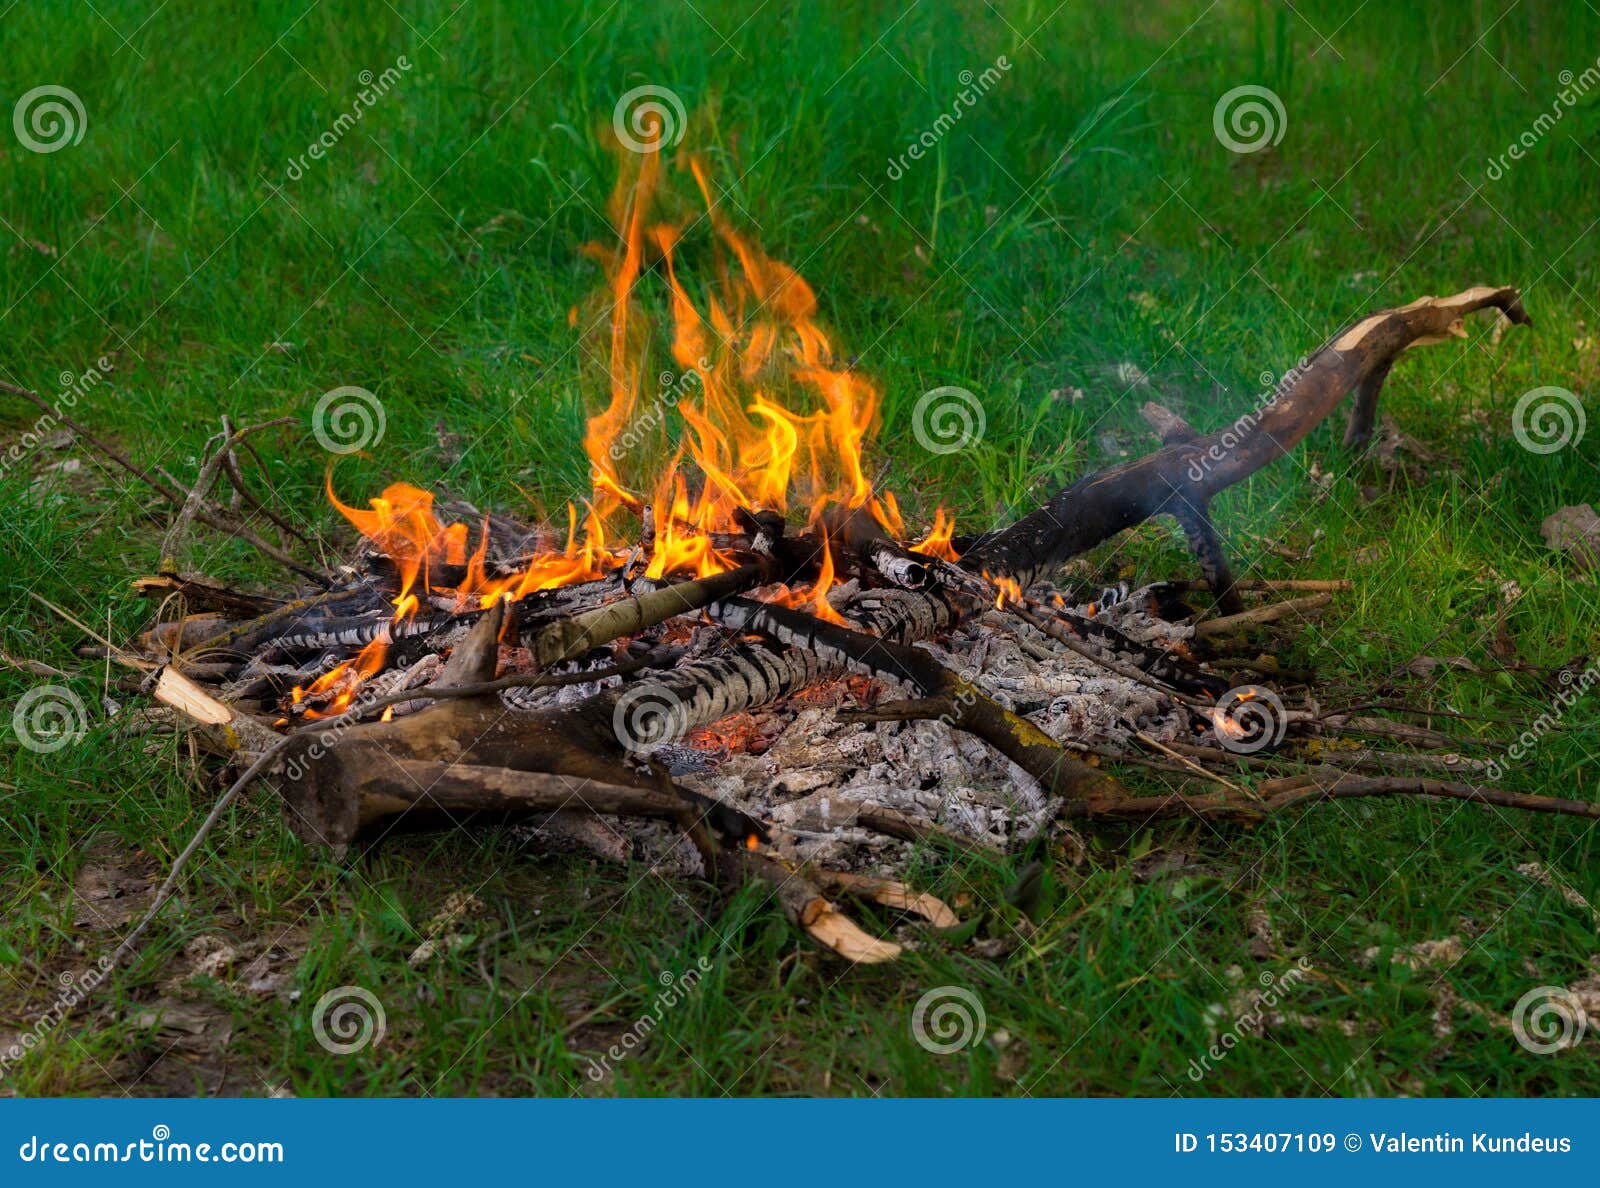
[517,583,1199,876]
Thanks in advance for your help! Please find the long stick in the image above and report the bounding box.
[1060,774,1600,822]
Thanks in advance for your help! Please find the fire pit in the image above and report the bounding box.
[21,143,1586,973]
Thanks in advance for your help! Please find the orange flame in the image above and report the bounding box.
[583,144,898,549]
[318,130,953,709]
[986,572,1022,609]
[292,635,390,718]
[809,537,846,625]
[911,507,959,563]
[329,476,612,618]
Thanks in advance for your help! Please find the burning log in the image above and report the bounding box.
[527,561,777,668]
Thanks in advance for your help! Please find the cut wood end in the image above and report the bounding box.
[817,871,962,927]
[152,666,234,726]
[803,901,903,964]
[873,887,960,928]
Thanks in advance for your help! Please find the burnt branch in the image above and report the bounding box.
[961,287,1530,586]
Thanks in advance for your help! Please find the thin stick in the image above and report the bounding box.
[1062,775,1600,822]
[1134,730,1253,797]
[27,592,150,671]
[1260,774,1600,820]
[1193,593,1333,637]
[0,380,327,584]
[104,737,293,976]
[97,648,673,997]
[0,379,186,502]
[1178,579,1353,593]
[160,418,292,570]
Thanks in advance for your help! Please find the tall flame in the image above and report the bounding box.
[320,131,956,703]
[583,146,904,544]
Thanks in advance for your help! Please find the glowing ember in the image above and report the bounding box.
[1211,689,1256,740]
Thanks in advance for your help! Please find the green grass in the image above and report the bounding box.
[2,0,1598,1096]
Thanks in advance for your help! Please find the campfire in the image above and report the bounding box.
[19,137,1591,970]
